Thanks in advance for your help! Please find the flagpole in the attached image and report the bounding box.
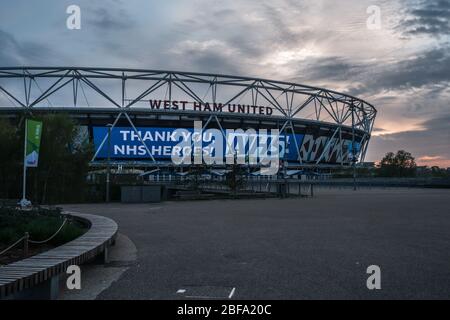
[21,119,28,205]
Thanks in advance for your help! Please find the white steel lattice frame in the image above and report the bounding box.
[0,67,377,168]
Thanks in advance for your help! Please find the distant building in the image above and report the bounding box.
[416,166,431,175]
[360,162,376,168]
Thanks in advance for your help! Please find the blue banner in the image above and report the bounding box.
[93,126,304,161]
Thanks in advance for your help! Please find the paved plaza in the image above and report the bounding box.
[63,187,450,299]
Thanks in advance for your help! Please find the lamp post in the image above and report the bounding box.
[351,104,357,191]
[106,123,112,202]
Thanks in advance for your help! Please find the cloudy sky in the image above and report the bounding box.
[0,0,449,166]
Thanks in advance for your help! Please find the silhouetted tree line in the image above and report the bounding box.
[0,114,92,204]
[428,166,450,178]
[378,150,417,177]
[332,150,420,178]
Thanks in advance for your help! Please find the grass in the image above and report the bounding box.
[0,207,87,249]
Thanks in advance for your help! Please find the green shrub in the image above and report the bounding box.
[0,207,86,248]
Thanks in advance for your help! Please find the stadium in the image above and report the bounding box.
[0,67,377,176]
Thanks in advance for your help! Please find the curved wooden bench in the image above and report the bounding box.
[0,212,118,300]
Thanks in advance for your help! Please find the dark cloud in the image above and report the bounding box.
[88,7,135,31]
[172,45,242,75]
[0,29,55,66]
[397,0,450,37]
[368,113,450,163]
[226,34,267,59]
[298,57,367,82]
[0,30,20,66]
[372,127,388,133]
[261,3,300,45]
[213,9,235,18]
[170,0,313,66]
[348,46,450,95]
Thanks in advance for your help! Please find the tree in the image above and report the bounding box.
[379,150,416,177]
[431,166,448,178]
[187,165,206,190]
[0,115,93,203]
[30,114,93,203]
[225,165,247,195]
[0,119,22,198]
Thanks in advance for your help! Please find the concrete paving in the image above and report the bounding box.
[62,187,450,299]
[59,233,137,300]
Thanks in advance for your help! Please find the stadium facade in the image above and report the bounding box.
[0,67,377,174]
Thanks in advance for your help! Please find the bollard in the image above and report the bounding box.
[23,232,29,258]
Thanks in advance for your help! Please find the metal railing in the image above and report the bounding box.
[0,218,68,259]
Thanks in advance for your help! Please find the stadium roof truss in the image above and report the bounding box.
[0,67,377,168]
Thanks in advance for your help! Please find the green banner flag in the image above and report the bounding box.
[25,119,43,167]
